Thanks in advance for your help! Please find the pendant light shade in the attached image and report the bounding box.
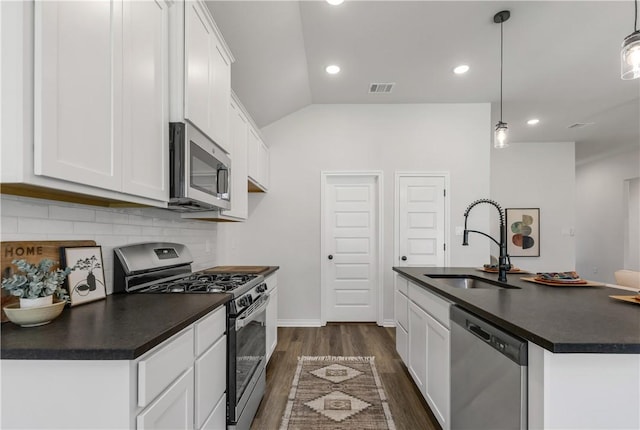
[621,0,640,80]
[494,10,510,149]
[495,122,509,149]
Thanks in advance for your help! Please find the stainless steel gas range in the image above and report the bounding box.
[113,242,268,430]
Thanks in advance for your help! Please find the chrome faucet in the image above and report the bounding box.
[462,199,511,282]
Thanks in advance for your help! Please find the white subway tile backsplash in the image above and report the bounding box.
[95,210,129,225]
[128,214,154,226]
[113,224,142,236]
[0,195,219,294]
[19,218,74,234]
[1,216,18,233]
[49,205,96,222]
[1,198,49,218]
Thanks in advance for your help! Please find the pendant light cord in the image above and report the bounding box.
[635,0,638,32]
[499,19,504,122]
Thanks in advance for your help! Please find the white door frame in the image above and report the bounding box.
[321,171,384,326]
[394,171,451,268]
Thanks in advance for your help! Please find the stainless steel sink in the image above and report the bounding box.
[426,275,520,290]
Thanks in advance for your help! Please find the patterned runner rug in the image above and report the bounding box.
[280,356,396,430]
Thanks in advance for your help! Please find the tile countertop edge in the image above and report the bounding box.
[393,267,640,354]
[0,294,232,360]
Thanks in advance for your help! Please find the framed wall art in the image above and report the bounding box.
[506,208,540,257]
[61,246,107,306]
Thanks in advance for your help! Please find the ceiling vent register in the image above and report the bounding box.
[568,122,595,129]
[368,83,395,93]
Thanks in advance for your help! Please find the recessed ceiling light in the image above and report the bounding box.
[327,0,344,5]
[527,119,540,125]
[325,65,340,75]
[453,65,470,75]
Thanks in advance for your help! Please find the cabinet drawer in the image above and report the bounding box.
[395,289,408,330]
[396,275,409,296]
[138,328,194,407]
[195,334,226,429]
[195,306,226,356]
[137,367,194,430]
[408,281,451,328]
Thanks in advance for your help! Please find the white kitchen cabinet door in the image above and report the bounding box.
[396,321,408,364]
[184,0,231,153]
[34,0,123,191]
[223,98,249,220]
[257,140,270,190]
[247,127,260,183]
[137,367,195,430]
[209,42,231,153]
[121,0,169,201]
[394,288,408,331]
[200,393,227,430]
[266,286,278,363]
[425,311,450,429]
[195,335,226,429]
[408,301,427,394]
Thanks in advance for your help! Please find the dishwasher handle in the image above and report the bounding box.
[468,322,491,342]
[451,305,528,366]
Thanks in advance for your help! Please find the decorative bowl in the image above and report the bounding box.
[3,300,66,327]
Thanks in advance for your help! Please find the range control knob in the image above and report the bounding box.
[256,283,267,293]
[238,296,252,308]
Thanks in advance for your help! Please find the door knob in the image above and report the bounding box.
[328,255,333,260]
[401,256,407,261]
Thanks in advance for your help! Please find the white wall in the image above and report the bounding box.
[0,195,219,293]
[218,103,492,325]
[576,147,640,283]
[491,142,576,273]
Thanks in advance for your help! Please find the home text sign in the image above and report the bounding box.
[1,240,96,322]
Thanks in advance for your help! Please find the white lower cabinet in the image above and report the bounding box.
[400,278,451,430]
[0,306,226,430]
[394,285,409,364]
[265,273,279,363]
[195,335,226,429]
[137,367,195,430]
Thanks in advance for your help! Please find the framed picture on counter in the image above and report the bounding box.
[506,208,540,257]
[61,246,107,306]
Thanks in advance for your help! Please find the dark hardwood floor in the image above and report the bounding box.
[250,324,441,430]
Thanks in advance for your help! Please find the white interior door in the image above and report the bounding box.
[397,175,447,266]
[323,174,380,322]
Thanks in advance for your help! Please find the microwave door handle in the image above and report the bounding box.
[216,168,227,194]
[235,295,270,330]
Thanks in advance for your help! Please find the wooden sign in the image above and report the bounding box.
[1,240,96,322]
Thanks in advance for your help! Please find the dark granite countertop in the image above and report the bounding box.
[394,267,640,354]
[1,293,230,360]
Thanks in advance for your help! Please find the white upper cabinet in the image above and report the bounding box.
[122,0,170,201]
[1,0,170,206]
[247,126,270,192]
[34,0,123,191]
[174,0,233,154]
[223,95,249,220]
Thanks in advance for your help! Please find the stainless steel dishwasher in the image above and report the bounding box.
[450,306,528,430]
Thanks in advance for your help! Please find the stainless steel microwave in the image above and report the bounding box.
[169,122,231,211]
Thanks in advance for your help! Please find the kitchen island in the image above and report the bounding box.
[394,267,640,430]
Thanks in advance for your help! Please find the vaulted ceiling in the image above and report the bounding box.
[207,1,640,162]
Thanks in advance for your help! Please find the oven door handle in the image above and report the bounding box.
[236,295,270,330]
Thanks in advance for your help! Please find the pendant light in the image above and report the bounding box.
[621,0,640,80]
[494,10,510,149]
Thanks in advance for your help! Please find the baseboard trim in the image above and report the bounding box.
[381,319,396,327]
[277,319,323,327]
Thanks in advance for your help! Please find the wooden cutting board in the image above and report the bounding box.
[1,240,96,322]
[203,266,270,274]
[520,276,603,287]
[609,295,640,305]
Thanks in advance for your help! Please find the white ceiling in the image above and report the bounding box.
[206,0,640,162]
